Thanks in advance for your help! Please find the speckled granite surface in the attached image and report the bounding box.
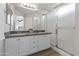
[5,32,52,38]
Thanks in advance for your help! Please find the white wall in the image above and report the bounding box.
[0,3,6,56]
[47,10,57,46]
[47,10,57,33]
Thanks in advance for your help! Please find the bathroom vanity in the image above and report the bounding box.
[4,31,52,56]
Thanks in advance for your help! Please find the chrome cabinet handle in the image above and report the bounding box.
[18,39,20,40]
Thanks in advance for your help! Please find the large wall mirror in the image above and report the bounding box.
[32,14,47,31]
[6,3,14,31]
[6,3,47,32]
[6,3,25,31]
[15,16,24,31]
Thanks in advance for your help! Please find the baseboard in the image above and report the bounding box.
[51,45,71,56]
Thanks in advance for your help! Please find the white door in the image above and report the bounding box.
[57,4,75,55]
[19,37,30,56]
[5,38,18,56]
[73,3,79,56]
[38,35,50,51]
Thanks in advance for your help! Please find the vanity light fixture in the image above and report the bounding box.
[21,3,37,10]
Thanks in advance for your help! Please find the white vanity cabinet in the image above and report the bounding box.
[50,34,57,46]
[29,35,51,54]
[19,37,30,56]
[29,36,38,54]
[38,35,50,51]
[5,34,51,56]
[5,37,30,56]
[5,38,19,56]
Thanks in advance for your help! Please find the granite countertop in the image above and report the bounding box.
[5,32,52,38]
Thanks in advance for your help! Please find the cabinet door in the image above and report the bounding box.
[50,34,57,46]
[19,37,30,56]
[5,38,18,56]
[29,36,38,54]
[38,35,50,51]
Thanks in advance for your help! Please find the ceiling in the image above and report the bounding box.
[33,3,60,12]
[10,3,61,16]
